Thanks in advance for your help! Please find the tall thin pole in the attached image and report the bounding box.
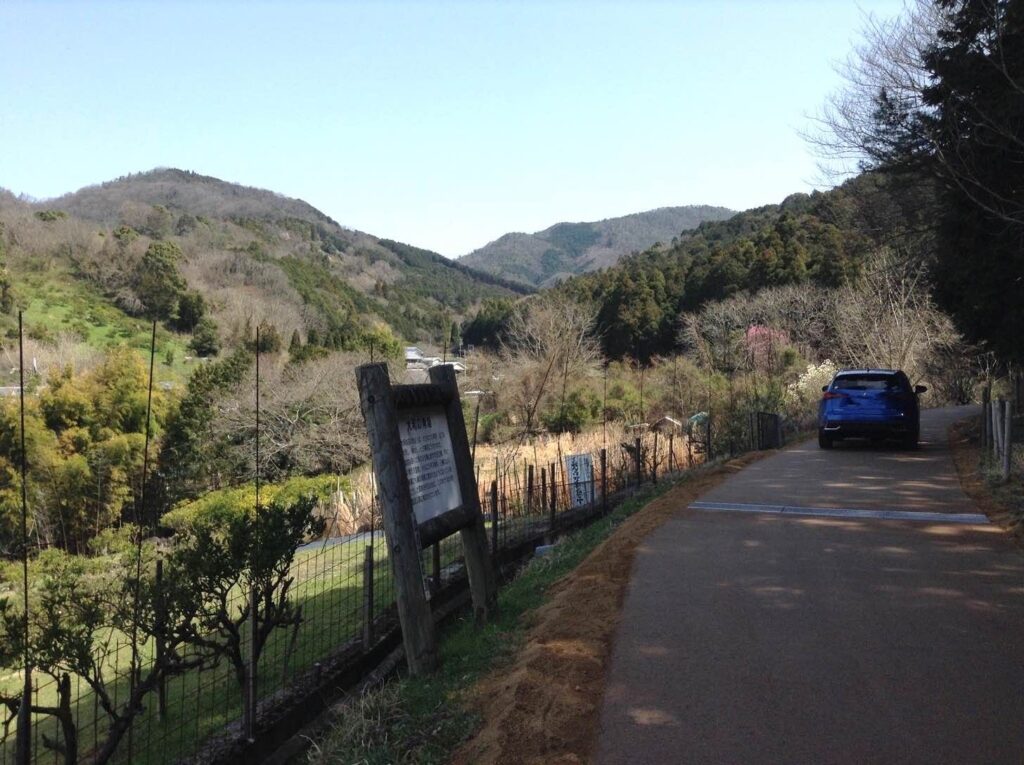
[602,362,608,452]
[128,321,158,758]
[247,327,261,742]
[16,311,31,765]
[639,361,645,425]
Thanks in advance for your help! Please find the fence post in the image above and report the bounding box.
[982,385,991,451]
[993,397,1004,462]
[527,464,535,514]
[600,448,608,512]
[652,431,659,485]
[549,462,557,534]
[362,545,375,646]
[1002,399,1013,482]
[634,437,642,486]
[668,433,674,473]
[489,480,499,555]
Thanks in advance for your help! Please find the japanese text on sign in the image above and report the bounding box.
[564,453,593,509]
[398,407,462,524]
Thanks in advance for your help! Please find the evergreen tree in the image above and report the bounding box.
[176,290,207,332]
[919,0,1024,362]
[190,317,221,357]
[134,241,186,321]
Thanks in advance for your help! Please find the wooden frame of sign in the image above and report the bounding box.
[356,362,497,675]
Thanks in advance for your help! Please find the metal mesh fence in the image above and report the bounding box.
[2,418,775,765]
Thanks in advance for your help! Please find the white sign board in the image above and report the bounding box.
[398,407,463,525]
[564,453,594,509]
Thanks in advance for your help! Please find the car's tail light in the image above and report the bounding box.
[822,391,848,400]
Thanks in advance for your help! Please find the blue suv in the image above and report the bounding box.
[818,369,927,450]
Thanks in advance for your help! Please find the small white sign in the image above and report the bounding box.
[398,407,463,525]
[564,453,594,508]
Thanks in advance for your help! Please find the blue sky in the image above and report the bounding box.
[1,1,903,257]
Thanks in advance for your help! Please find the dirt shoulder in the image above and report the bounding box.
[948,418,1024,546]
[449,452,767,765]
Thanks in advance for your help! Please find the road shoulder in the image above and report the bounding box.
[948,416,1024,546]
[449,452,770,765]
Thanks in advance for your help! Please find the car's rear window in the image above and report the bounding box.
[833,374,907,391]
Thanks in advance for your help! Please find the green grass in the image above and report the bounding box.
[1,530,399,765]
[1,478,668,765]
[307,482,670,765]
[7,265,194,385]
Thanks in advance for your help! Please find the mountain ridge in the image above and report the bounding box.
[0,168,529,364]
[460,204,735,287]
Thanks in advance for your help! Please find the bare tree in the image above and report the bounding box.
[808,0,941,180]
[212,352,371,482]
[811,0,1024,228]
[829,248,960,382]
[500,294,600,438]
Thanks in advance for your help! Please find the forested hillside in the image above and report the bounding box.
[0,169,528,371]
[547,173,928,360]
[460,204,734,287]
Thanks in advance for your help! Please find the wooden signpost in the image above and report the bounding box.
[356,362,497,675]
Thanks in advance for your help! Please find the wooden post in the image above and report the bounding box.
[982,386,991,451]
[357,363,438,675]
[993,398,1003,461]
[652,431,659,485]
[549,461,557,532]
[540,467,547,518]
[600,448,608,512]
[490,480,499,555]
[668,433,674,473]
[634,437,642,485]
[429,364,497,624]
[362,545,375,646]
[1002,400,1013,482]
[527,464,535,514]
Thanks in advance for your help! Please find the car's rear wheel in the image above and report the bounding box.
[818,431,834,449]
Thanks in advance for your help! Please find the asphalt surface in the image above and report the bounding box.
[597,406,1024,765]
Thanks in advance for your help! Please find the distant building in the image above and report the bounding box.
[653,416,683,432]
[404,346,465,374]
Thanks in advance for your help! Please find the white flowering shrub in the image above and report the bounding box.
[785,360,839,419]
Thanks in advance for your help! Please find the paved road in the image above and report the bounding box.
[597,406,1024,765]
